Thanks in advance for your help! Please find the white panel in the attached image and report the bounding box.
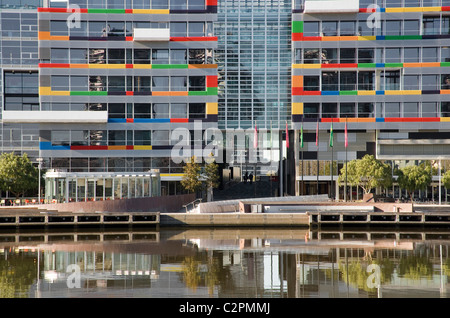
[133,28,170,41]
[304,0,359,13]
[3,111,108,123]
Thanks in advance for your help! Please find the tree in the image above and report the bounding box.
[443,169,450,190]
[396,164,432,202]
[181,156,202,194]
[338,154,392,195]
[204,153,220,202]
[0,153,39,199]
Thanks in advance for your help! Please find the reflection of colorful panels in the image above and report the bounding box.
[39,63,217,69]
[291,117,450,123]
[292,90,450,96]
[293,63,446,69]
[38,32,218,42]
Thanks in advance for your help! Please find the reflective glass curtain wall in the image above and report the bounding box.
[216,0,292,130]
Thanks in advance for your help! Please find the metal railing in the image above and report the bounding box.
[183,198,202,213]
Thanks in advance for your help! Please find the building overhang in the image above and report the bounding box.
[2,111,109,123]
[304,0,360,13]
[133,28,170,41]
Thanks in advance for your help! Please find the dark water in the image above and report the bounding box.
[2,227,450,298]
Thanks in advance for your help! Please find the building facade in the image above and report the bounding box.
[0,0,218,202]
[292,0,450,201]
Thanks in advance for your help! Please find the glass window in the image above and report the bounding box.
[188,22,204,36]
[108,103,125,118]
[358,103,374,118]
[152,49,169,64]
[52,131,70,146]
[134,103,151,118]
[108,130,126,145]
[50,20,68,36]
[404,20,420,35]
[404,103,419,118]
[70,21,88,37]
[358,71,374,90]
[322,21,338,36]
[170,22,187,36]
[304,103,319,118]
[107,22,125,37]
[385,20,401,36]
[189,103,206,118]
[385,103,400,117]
[357,20,374,36]
[133,0,150,9]
[404,47,419,63]
[340,21,356,36]
[152,0,168,9]
[89,76,106,91]
[443,75,450,89]
[340,103,355,118]
[134,76,151,92]
[108,76,125,92]
[322,71,338,91]
[134,130,151,145]
[88,0,106,8]
[385,48,401,63]
[442,47,450,62]
[188,0,205,10]
[422,102,438,117]
[322,103,337,118]
[443,17,450,35]
[108,49,125,64]
[170,0,187,9]
[89,48,106,64]
[71,48,87,63]
[423,17,440,36]
[88,21,107,37]
[422,75,438,90]
[71,130,89,146]
[171,76,187,91]
[90,130,107,146]
[152,77,169,91]
[340,72,357,91]
[422,47,438,62]
[107,0,124,8]
[340,48,356,64]
[188,76,205,91]
[134,49,151,64]
[322,48,337,64]
[51,75,70,91]
[303,21,319,37]
[304,76,320,91]
[153,103,169,118]
[404,75,420,90]
[170,49,187,64]
[71,76,88,91]
[381,70,400,90]
[171,103,188,118]
[51,48,69,63]
[358,48,374,63]
[442,102,450,117]
[189,49,205,64]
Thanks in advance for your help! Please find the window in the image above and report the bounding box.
[71,76,88,91]
[171,76,187,91]
[170,22,187,36]
[88,21,107,37]
[404,103,419,118]
[52,131,70,146]
[404,20,420,35]
[107,22,125,37]
[51,75,69,91]
[422,75,439,90]
[358,71,374,90]
[358,20,374,36]
[381,70,400,90]
[71,48,88,63]
[340,103,355,118]
[322,48,337,64]
[422,47,438,62]
[170,49,187,64]
[340,72,357,91]
[51,48,69,63]
[303,22,319,37]
[188,22,204,36]
[404,47,419,63]
[385,48,401,63]
[322,71,338,91]
[385,20,401,36]
[422,102,438,117]
[50,20,68,36]
[442,102,450,117]
[170,0,187,10]
[90,130,107,146]
[71,21,88,37]
[442,47,450,62]
[189,76,205,91]
[153,0,169,9]
[134,130,151,145]
[189,49,205,64]
[153,103,169,118]
[108,49,125,64]
[134,76,151,92]
[358,48,374,63]
[134,49,151,64]
[322,103,337,118]
[303,48,320,64]
[385,103,400,118]
[89,48,106,64]
[404,75,420,90]
[71,130,89,146]
[89,76,106,91]
[322,21,338,36]
[340,48,356,64]
[134,103,151,118]
[423,17,440,35]
[358,103,374,118]
[443,75,450,89]
[188,0,205,10]
[171,103,188,118]
[152,77,169,91]
[189,103,206,118]
[304,76,320,91]
[109,130,126,145]
[304,103,320,118]
[340,21,356,36]
[152,49,169,64]
[108,103,125,118]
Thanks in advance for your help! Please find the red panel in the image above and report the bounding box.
[292,33,303,41]
[340,63,358,68]
[71,146,108,150]
[442,6,450,11]
[171,118,189,123]
[206,75,218,88]
[206,0,218,5]
[39,63,70,68]
[126,64,133,68]
[126,91,134,96]
[170,37,218,41]
[125,9,133,13]
[126,118,134,123]
[292,87,304,95]
[302,36,322,41]
[126,36,134,41]
[126,145,134,150]
[303,91,321,96]
[321,63,339,68]
[38,8,67,12]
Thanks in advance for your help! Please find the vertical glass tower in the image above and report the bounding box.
[216,0,292,131]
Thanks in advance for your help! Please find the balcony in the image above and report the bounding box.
[2,111,108,123]
[133,28,170,41]
[304,0,359,13]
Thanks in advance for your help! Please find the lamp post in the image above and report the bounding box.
[36,157,43,205]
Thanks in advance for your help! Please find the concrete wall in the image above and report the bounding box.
[40,193,196,213]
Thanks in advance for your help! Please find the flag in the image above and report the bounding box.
[254,123,258,149]
[316,120,319,147]
[300,122,304,148]
[344,120,348,148]
[329,121,333,148]
[286,121,289,149]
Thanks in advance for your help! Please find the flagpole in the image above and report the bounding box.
[285,121,289,196]
[316,119,319,195]
[345,118,348,202]
[330,121,334,201]
[301,119,304,196]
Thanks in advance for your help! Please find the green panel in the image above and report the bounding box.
[152,64,188,69]
[339,91,358,96]
[188,91,207,96]
[384,63,403,68]
[87,9,126,13]
[206,87,218,95]
[292,21,303,34]
[358,63,376,68]
[70,91,107,96]
[441,62,450,67]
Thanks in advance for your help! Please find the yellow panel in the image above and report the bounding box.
[385,8,404,12]
[357,91,376,96]
[206,102,218,115]
[89,64,125,69]
[421,6,441,12]
[385,90,401,95]
[292,64,303,69]
[302,64,321,69]
[39,87,52,95]
[134,146,153,150]
[403,90,421,95]
[292,103,303,115]
[358,36,376,41]
[160,173,184,177]
[441,118,450,122]
[108,146,127,150]
[133,64,152,69]
[50,90,70,96]
[133,9,169,14]
[403,7,422,12]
